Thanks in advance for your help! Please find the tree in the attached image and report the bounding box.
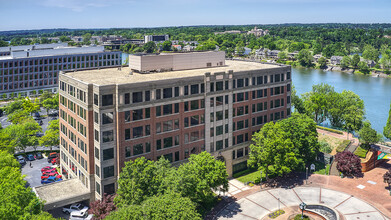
[383,102,391,140]
[358,121,381,149]
[278,51,288,60]
[291,85,305,114]
[362,45,379,62]
[22,98,40,115]
[297,49,313,67]
[40,120,59,151]
[279,113,320,165]
[341,90,365,135]
[30,212,57,220]
[7,109,31,124]
[2,119,42,152]
[0,150,20,168]
[5,100,24,115]
[383,169,391,189]
[143,41,156,53]
[302,83,335,124]
[0,166,43,219]
[335,151,362,177]
[107,192,201,220]
[358,61,370,74]
[89,193,116,220]
[168,152,228,212]
[82,33,92,44]
[351,54,360,68]
[115,157,171,207]
[162,41,172,51]
[341,56,351,69]
[317,56,327,68]
[248,122,299,180]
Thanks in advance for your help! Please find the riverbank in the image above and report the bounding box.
[323,65,391,79]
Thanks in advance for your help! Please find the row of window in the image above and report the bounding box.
[124,125,151,140]
[0,79,56,91]
[60,95,87,120]
[126,142,151,157]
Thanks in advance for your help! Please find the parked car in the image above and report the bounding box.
[69,210,93,220]
[36,152,43,159]
[41,176,62,184]
[42,169,58,176]
[48,110,59,117]
[36,133,44,137]
[63,203,89,214]
[16,155,26,166]
[51,158,59,165]
[47,152,58,163]
[41,173,62,179]
[26,154,35,161]
[33,112,40,120]
[41,166,54,172]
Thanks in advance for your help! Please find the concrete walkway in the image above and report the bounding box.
[215,186,388,220]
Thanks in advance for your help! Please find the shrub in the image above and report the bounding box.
[336,140,351,153]
[336,151,362,177]
[319,141,332,154]
[354,146,369,158]
[316,125,343,135]
[294,214,310,220]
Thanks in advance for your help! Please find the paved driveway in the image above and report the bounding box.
[216,186,387,220]
[22,156,52,188]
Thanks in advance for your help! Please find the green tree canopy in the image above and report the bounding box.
[317,56,327,68]
[384,102,391,140]
[362,45,379,62]
[302,83,336,124]
[351,54,360,68]
[358,121,381,149]
[115,157,171,207]
[340,56,351,69]
[162,41,172,51]
[297,49,313,67]
[143,41,157,53]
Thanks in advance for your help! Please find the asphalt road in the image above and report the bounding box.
[21,156,51,188]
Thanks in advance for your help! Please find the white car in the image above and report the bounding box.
[62,203,88,214]
[69,210,93,220]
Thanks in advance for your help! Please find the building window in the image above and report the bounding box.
[104,183,115,195]
[216,81,223,91]
[124,93,130,104]
[94,94,99,106]
[103,148,114,161]
[191,100,199,110]
[216,125,223,136]
[126,146,131,157]
[133,109,143,121]
[96,182,101,195]
[94,129,99,142]
[102,130,114,143]
[163,137,173,148]
[103,166,114,178]
[95,147,99,160]
[145,91,150,101]
[95,165,100,177]
[133,144,143,155]
[163,88,172,98]
[102,112,114,124]
[146,142,151,152]
[156,139,162,150]
[133,126,143,138]
[184,86,189,95]
[156,106,161,117]
[133,92,143,103]
[191,84,199,94]
[94,112,99,124]
[216,140,223,151]
[174,87,179,97]
[102,94,113,106]
[125,111,131,122]
[163,104,172,115]
[156,89,161,100]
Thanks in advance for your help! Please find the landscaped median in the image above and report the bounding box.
[316,125,344,135]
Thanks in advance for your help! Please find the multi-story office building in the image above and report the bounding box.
[58,51,291,200]
[144,34,169,43]
[0,44,121,98]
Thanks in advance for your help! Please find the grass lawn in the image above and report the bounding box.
[236,170,264,183]
[314,163,330,175]
[318,134,348,155]
[354,146,369,158]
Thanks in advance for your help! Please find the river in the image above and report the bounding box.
[293,68,391,134]
[121,53,391,133]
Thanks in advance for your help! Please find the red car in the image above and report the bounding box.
[41,173,62,179]
[51,158,59,165]
[42,170,58,176]
[41,168,56,173]
[41,166,53,172]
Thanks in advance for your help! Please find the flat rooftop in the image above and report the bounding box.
[33,178,90,210]
[64,60,284,86]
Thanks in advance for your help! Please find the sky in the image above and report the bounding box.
[0,0,390,31]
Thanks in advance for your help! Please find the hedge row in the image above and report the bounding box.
[316,125,344,135]
[336,140,351,153]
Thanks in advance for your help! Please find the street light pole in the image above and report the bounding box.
[306,167,308,185]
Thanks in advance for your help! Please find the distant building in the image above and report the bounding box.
[288,51,299,60]
[267,50,281,58]
[313,54,323,62]
[247,27,269,37]
[330,56,343,65]
[144,35,169,43]
[183,45,196,51]
[0,44,121,98]
[172,45,182,51]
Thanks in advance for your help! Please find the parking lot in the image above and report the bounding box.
[21,155,71,219]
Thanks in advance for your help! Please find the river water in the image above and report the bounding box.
[121,53,391,133]
[293,68,391,134]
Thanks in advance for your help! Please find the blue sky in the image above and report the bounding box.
[0,0,390,31]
